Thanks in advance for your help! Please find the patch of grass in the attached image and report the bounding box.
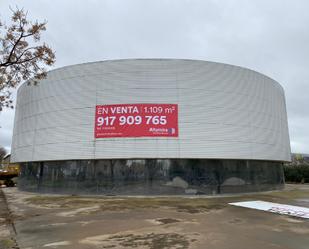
[25,186,309,216]
[108,233,190,249]
[25,196,226,214]
[156,218,180,224]
[0,238,16,249]
[267,189,309,199]
[102,245,116,248]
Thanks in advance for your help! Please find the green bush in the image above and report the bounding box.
[284,164,309,183]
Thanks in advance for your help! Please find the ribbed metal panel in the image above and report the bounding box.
[11,59,291,162]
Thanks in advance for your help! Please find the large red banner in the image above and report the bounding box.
[95,104,178,138]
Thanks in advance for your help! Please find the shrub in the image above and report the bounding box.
[284,164,309,183]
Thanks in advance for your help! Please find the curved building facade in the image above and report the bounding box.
[11,59,291,194]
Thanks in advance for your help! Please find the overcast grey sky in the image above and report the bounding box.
[0,0,308,153]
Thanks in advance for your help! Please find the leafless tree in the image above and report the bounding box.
[0,146,7,160]
[0,7,56,111]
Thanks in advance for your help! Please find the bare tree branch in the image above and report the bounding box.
[0,7,55,111]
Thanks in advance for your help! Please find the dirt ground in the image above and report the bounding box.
[1,184,309,249]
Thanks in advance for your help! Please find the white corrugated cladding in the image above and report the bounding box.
[11,59,291,162]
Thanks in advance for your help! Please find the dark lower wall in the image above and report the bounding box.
[18,159,285,195]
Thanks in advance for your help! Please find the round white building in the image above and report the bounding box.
[11,59,291,194]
